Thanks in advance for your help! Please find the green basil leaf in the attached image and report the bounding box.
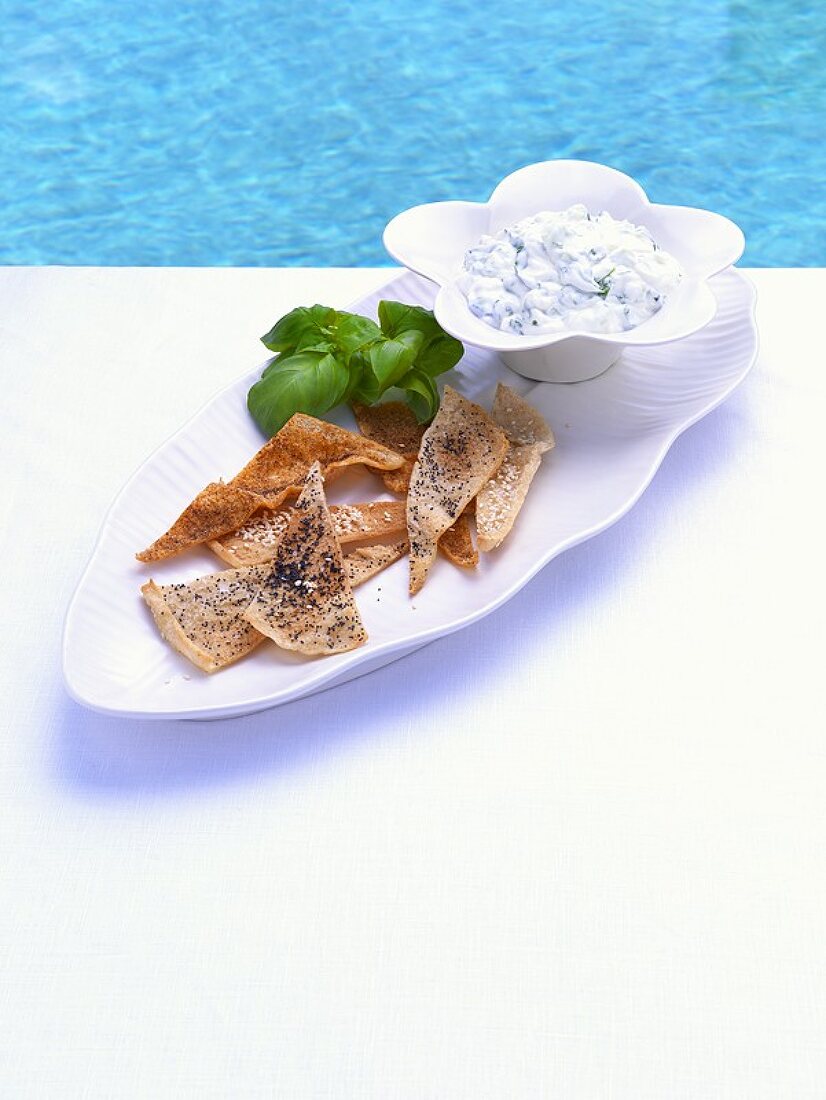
[247,350,351,436]
[333,313,383,357]
[250,300,464,435]
[260,305,337,353]
[414,332,464,378]
[378,301,443,342]
[378,301,463,378]
[375,335,421,388]
[350,366,382,406]
[260,340,335,379]
[342,348,368,402]
[398,369,439,423]
[352,337,420,404]
[294,330,338,353]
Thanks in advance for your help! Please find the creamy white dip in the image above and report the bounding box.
[457,204,682,336]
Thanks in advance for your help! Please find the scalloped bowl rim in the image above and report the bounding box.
[383,160,745,354]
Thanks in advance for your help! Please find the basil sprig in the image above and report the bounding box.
[247,301,463,436]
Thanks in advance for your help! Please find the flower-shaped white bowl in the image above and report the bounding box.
[383,160,745,382]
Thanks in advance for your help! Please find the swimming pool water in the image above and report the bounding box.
[2,0,824,267]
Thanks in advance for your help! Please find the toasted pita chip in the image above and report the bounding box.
[233,413,404,492]
[208,509,292,566]
[490,383,555,451]
[137,414,404,562]
[332,500,406,545]
[352,401,425,495]
[380,458,415,495]
[243,463,367,655]
[344,540,408,587]
[141,566,270,673]
[208,501,407,567]
[476,444,546,551]
[438,512,478,569]
[351,401,425,453]
[141,536,404,674]
[136,482,271,565]
[407,387,508,594]
[476,385,555,552]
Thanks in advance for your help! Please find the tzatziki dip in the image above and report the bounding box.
[457,204,682,336]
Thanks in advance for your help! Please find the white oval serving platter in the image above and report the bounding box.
[63,267,758,720]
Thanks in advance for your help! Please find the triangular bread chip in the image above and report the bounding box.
[344,541,408,587]
[242,463,367,655]
[490,383,555,450]
[352,401,425,495]
[141,537,405,674]
[331,500,406,543]
[136,482,270,565]
[137,414,404,562]
[476,444,546,551]
[351,401,425,454]
[476,384,555,552]
[406,387,508,594]
[232,413,404,493]
[438,511,478,569]
[381,459,416,496]
[208,501,407,567]
[141,566,270,673]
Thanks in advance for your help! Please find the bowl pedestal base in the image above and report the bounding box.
[501,337,621,383]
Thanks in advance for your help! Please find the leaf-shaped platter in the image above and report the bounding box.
[63,268,757,719]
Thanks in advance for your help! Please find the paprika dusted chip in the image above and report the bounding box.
[352,400,425,495]
[136,482,270,565]
[438,512,478,569]
[137,413,404,562]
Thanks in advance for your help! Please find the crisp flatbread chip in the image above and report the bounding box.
[243,463,367,655]
[381,458,416,495]
[141,537,404,674]
[344,541,408,587]
[137,413,404,562]
[407,386,508,594]
[208,501,407,567]
[330,500,406,543]
[351,401,425,453]
[438,512,478,569]
[233,413,404,493]
[476,384,555,552]
[490,383,555,451]
[141,565,270,673]
[476,444,546,551]
[352,401,425,495]
[136,482,270,565]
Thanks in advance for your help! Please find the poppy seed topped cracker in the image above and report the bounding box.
[243,463,368,655]
[406,387,508,595]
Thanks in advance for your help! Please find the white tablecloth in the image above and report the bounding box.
[1,267,824,1097]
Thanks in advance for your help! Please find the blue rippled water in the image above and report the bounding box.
[1,0,823,266]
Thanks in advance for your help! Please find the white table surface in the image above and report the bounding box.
[1,266,824,1098]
